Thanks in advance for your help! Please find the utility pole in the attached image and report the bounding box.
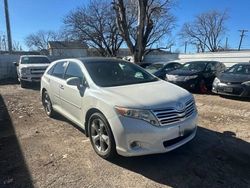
[4,0,12,53]
[225,37,228,50]
[238,30,248,51]
[184,41,187,54]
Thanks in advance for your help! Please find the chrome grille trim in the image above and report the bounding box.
[152,99,196,126]
[30,68,47,74]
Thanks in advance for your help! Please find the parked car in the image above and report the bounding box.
[138,62,152,69]
[166,61,226,93]
[145,61,182,79]
[212,63,250,97]
[41,58,198,159]
[14,55,51,88]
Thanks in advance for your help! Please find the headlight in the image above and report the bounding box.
[115,106,159,126]
[242,81,250,86]
[213,77,221,85]
[184,75,198,81]
[165,74,169,80]
[21,68,27,74]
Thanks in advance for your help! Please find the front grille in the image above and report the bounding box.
[152,98,196,126]
[217,87,244,95]
[30,68,47,75]
[221,81,242,85]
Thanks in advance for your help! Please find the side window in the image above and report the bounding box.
[164,63,175,70]
[164,63,181,70]
[174,63,182,69]
[216,62,223,72]
[64,62,84,81]
[52,61,67,79]
[205,62,216,72]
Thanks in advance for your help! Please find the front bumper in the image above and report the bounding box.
[168,79,199,91]
[212,83,250,97]
[20,74,44,82]
[108,112,198,157]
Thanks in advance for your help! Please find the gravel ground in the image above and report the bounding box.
[0,84,250,188]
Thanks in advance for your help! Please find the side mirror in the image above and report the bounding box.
[13,62,19,66]
[66,77,88,89]
[66,77,81,86]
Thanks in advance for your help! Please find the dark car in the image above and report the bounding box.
[212,63,250,97]
[145,61,182,79]
[166,61,226,93]
[139,62,152,69]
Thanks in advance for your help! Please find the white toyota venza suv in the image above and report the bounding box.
[41,58,198,159]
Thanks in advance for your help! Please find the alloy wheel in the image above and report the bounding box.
[43,92,52,115]
[90,118,110,155]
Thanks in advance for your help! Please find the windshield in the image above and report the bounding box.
[225,64,250,75]
[181,62,207,71]
[84,60,159,87]
[21,57,50,64]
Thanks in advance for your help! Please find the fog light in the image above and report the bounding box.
[130,141,141,149]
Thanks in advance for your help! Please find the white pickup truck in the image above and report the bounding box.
[14,55,51,88]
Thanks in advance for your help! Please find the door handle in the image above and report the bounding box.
[60,85,64,90]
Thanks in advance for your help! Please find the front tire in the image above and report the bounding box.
[88,112,116,159]
[42,91,55,117]
[199,79,208,94]
[20,80,27,88]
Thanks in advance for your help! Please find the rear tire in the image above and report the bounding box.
[88,112,117,159]
[42,91,55,117]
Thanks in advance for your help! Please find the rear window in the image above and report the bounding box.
[21,57,50,64]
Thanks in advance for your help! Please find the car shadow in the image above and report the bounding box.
[22,82,41,91]
[0,79,18,85]
[0,95,34,188]
[52,112,86,135]
[220,95,250,102]
[109,126,250,187]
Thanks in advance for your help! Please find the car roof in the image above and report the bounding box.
[20,55,48,57]
[79,57,127,63]
[185,60,219,63]
[151,61,180,65]
[233,62,250,65]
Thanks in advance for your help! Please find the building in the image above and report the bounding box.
[48,41,88,57]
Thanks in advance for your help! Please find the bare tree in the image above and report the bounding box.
[180,10,228,52]
[12,41,22,51]
[64,0,123,57]
[113,0,176,62]
[25,30,59,51]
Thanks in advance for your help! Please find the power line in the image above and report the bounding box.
[238,29,248,51]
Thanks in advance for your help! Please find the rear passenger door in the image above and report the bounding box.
[49,61,67,109]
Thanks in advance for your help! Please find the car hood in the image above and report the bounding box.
[168,69,202,76]
[218,73,250,83]
[19,64,50,69]
[100,80,192,109]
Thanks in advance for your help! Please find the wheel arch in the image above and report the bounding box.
[84,108,103,137]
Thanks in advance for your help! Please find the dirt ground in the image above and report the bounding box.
[0,83,250,188]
